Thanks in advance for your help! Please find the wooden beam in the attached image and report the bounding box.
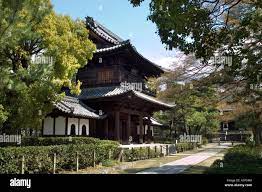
[53,117,56,136]
[147,115,151,143]
[41,119,44,136]
[115,111,120,141]
[139,114,143,143]
[105,118,109,139]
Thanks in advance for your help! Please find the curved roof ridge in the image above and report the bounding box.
[86,16,124,45]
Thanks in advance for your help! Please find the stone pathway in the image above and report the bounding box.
[137,143,231,174]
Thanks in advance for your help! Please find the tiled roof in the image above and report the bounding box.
[86,16,164,75]
[86,16,123,45]
[54,96,103,119]
[144,117,164,126]
[95,40,130,53]
[79,86,175,108]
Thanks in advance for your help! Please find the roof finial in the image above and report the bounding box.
[85,16,95,27]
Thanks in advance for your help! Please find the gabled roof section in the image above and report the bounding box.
[95,40,165,76]
[86,16,123,45]
[86,16,165,77]
[54,96,105,119]
[79,86,175,109]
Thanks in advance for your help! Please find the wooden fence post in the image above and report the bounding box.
[118,149,123,162]
[93,149,96,168]
[166,145,169,156]
[131,148,134,162]
[53,153,56,174]
[139,147,142,160]
[76,152,79,172]
[147,147,150,159]
[160,145,163,156]
[108,149,111,160]
[21,156,25,174]
[154,146,157,157]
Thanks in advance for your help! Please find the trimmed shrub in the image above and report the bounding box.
[175,143,195,153]
[207,145,262,174]
[223,145,262,164]
[122,147,161,162]
[20,136,102,146]
[0,140,119,174]
[202,137,208,145]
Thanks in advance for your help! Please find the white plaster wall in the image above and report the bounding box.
[67,118,79,135]
[79,119,89,135]
[55,116,66,135]
[43,117,53,135]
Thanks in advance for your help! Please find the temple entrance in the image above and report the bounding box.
[121,120,127,143]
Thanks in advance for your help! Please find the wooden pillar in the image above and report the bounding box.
[41,120,44,136]
[115,111,120,141]
[127,113,131,143]
[65,117,68,136]
[93,119,96,137]
[147,115,151,143]
[105,118,109,139]
[53,117,56,136]
[139,114,143,143]
[78,118,80,135]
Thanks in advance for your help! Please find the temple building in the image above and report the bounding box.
[43,17,173,144]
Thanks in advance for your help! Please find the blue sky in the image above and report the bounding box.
[51,0,183,69]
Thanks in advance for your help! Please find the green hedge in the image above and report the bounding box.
[20,136,103,146]
[121,143,197,162]
[207,145,262,174]
[122,147,162,162]
[0,136,111,147]
[0,141,119,174]
[176,143,196,153]
[202,137,208,145]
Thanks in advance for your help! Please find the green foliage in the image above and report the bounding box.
[245,136,256,147]
[102,159,119,167]
[207,145,262,174]
[0,0,96,131]
[122,147,162,161]
[202,137,209,145]
[155,80,219,138]
[0,105,8,127]
[175,143,195,153]
[20,136,104,146]
[129,1,261,89]
[130,0,261,144]
[0,140,119,173]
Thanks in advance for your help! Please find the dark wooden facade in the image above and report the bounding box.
[74,17,172,144]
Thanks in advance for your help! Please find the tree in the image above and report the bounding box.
[152,70,220,139]
[0,0,95,133]
[130,0,261,144]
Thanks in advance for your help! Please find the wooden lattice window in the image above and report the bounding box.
[98,70,114,83]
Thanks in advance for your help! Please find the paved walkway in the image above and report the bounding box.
[137,143,231,174]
